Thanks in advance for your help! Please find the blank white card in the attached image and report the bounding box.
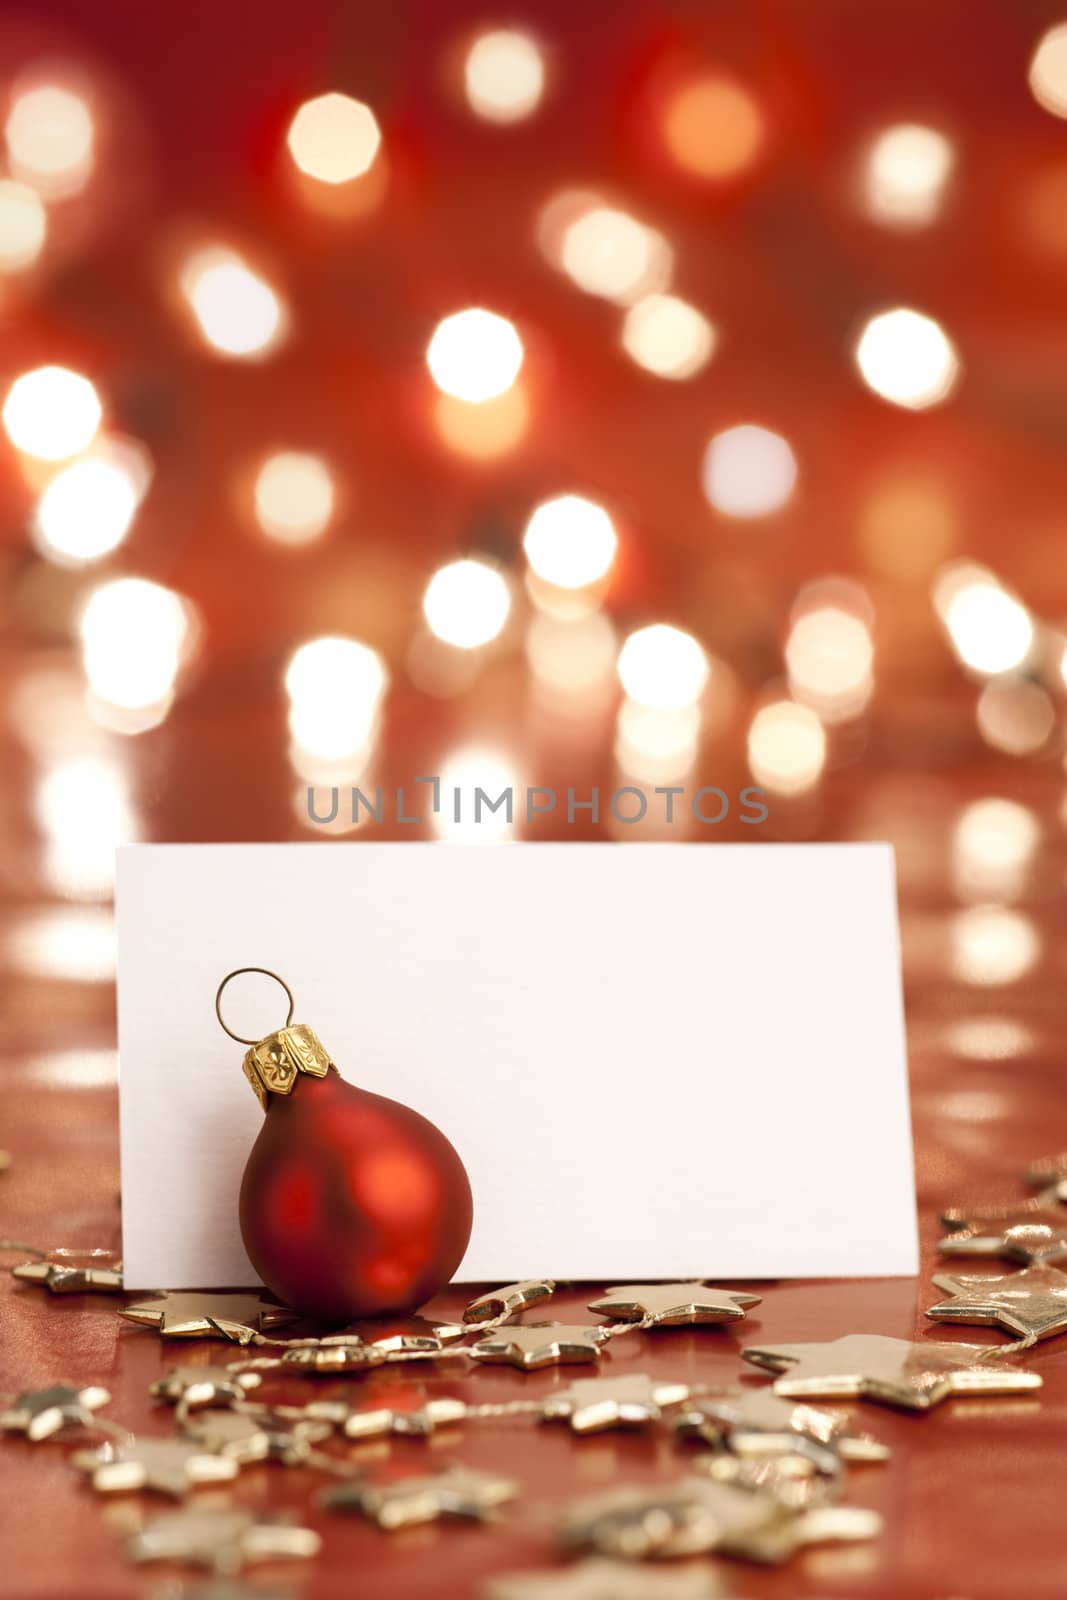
[116,843,918,1287]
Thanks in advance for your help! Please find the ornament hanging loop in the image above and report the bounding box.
[215,967,295,1046]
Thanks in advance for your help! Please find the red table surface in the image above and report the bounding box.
[1,759,1065,1600]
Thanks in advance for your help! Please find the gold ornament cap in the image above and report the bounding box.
[216,969,334,1111]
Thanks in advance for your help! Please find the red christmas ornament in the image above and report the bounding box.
[216,968,473,1324]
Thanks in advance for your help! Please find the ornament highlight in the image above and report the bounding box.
[216,968,473,1323]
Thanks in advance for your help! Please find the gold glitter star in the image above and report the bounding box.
[676,1390,889,1473]
[463,1280,557,1323]
[486,1559,728,1598]
[12,1260,124,1294]
[341,1396,470,1439]
[73,1436,239,1497]
[151,1366,262,1407]
[127,1508,320,1571]
[928,1262,1067,1342]
[321,1463,518,1529]
[278,1339,389,1373]
[471,1322,612,1370]
[560,1483,714,1560]
[120,1291,297,1343]
[742,1332,1042,1410]
[540,1374,692,1434]
[937,1209,1067,1266]
[588,1283,761,1328]
[0,1381,111,1441]
[563,1476,881,1563]
[182,1409,333,1465]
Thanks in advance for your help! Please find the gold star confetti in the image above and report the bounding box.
[0,1381,111,1441]
[540,1374,692,1434]
[937,1210,1067,1266]
[587,1283,761,1328]
[121,1291,298,1343]
[485,1558,729,1599]
[742,1332,1042,1410]
[341,1396,470,1439]
[676,1391,889,1473]
[182,1408,333,1465]
[689,1451,837,1511]
[927,1262,1067,1343]
[12,1259,124,1294]
[471,1323,612,1370]
[127,1508,320,1571]
[151,1366,262,1408]
[277,1339,390,1373]
[563,1476,881,1563]
[321,1463,519,1529]
[559,1483,717,1560]
[73,1435,239,1497]
[464,1280,557,1323]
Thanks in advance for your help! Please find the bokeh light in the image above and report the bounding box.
[701,424,797,518]
[254,451,334,544]
[79,578,190,713]
[525,612,617,693]
[864,124,954,227]
[1029,23,1067,118]
[35,443,150,567]
[560,206,672,304]
[0,178,47,270]
[5,82,94,199]
[747,700,827,795]
[2,365,101,460]
[621,294,715,379]
[433,386,529,459]
[426,308,524,402]
[181,247,287,359]
[939,572,1034,675]
[286,636,387,761]
[785,606,874,721]
[34,754,136,900]
[855,308,959,409]
[617,624,708,711]
[663,75,763,180]
[8,905,116,982]
[464,29,546,123]
[423,559,511,649]
[615,700,701,785]
[976,678,1055,755]
[523,494,617,589]
[953,798,1040,901]
[860,476,956,581]
[951,906,1040,986]
[434,746,518,840]
[286,92,381,183]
